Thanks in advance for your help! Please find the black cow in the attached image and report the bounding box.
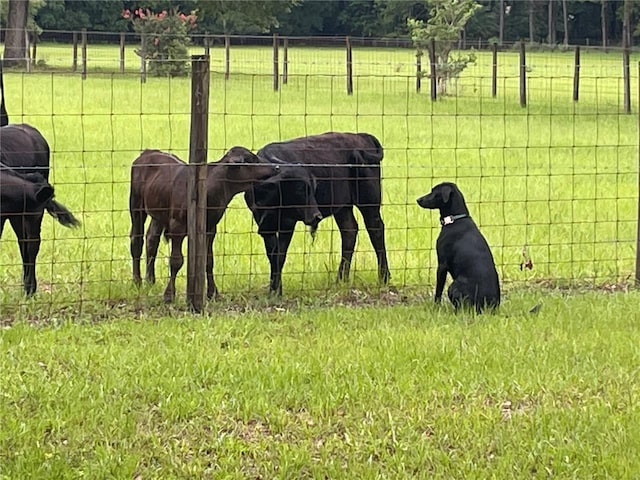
[247,131,390,295]
[1,57,81,295]
[245,160,323,294]
[1,169,54,216]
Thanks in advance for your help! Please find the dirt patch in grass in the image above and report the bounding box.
[0,279,636,327]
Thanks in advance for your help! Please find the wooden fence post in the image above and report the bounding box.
[204,32,210,57]
[224,35,230,80]
[429,39,437,101]
[187,54,210,312]
[636,61,640,287]
[416,50,422,93]
[519,40,526,107]
[573,46,580,102]
[31,31,37,67]
[282,37,288,85]
[491,42,498,98]
[24,30,31,73]
[140,35,146,84]
[273,33,279,91]
[72,31,78,72]
[346,36,353,95]
[81,29,87,80]
[119,33,125,73]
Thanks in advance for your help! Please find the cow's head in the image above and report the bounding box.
[251,164,323,234]
[217,146,279,185]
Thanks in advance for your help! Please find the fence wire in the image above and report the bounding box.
[0,39,638,316]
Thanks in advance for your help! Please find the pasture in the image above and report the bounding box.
[1,44,639,476]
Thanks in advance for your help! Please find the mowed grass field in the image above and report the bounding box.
[0,44,638,310]
[1,44,640,477]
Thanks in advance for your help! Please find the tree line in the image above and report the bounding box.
[1,1,637,61]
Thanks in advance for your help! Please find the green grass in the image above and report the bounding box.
[2,290,640,478]
[1,44,638,313]
[1,44,639,477]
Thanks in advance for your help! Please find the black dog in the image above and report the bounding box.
[417,182,500,312]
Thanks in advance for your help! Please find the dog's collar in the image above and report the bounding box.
[440,214,468,226]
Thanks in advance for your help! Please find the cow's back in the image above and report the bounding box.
[0,124,50,179]
[130,150,187,222]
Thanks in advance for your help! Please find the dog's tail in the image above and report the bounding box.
[45,199,81,228]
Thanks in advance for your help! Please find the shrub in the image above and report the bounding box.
[123,7,197,77]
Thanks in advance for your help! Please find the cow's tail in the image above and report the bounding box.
[355,133,384,165]
[45,199,81,228]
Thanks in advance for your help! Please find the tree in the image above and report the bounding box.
[601,0,608,49]
[547,0,556,44]
[408,0,481,96]
[562,0,569,46]
[3,0,29,67]
[197,0,298,34]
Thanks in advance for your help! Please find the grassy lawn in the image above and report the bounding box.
[2,290,640,478]
[1,43,639,476]
[1,44,637,311]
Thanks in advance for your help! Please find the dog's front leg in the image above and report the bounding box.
[434,263,447,302]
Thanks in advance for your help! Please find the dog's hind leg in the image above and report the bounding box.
[447,280,474,312]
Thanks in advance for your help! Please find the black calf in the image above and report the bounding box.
[1,58,80,294]
[248,131,390,295]
[245,161,323,295]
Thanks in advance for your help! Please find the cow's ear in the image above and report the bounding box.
[441,185,452,203]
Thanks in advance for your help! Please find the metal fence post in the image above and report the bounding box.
[346,36,353,95]
[519,40,527,107]
[187,55,210,312]
[429,39,437,101]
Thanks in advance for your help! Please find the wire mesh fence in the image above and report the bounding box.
[0,35,638,316]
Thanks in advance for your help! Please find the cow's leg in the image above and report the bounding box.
[130,208,146,285]
[260,232,279,293]
[205,230,218,300]
[145,218,163,284]
[10,213,44,296]
[333,207,358,282]
[163,234,185,303]
[357,205,390,283]
[272,230,296,296]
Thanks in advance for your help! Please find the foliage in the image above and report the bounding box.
[124,7,196,77]
[35,0,127,32]
[197,0,298,34]
[1,0,636,46]
[408,0,481,95]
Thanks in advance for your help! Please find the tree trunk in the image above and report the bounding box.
[601,0,607,50]
[623,0,631,48]
[499,0,504,46]
[529,0,536,43]
[547,0,555,45]
[3,0,29,67]
[562,0,569,46]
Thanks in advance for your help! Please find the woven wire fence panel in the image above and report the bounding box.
[0,42,638,316]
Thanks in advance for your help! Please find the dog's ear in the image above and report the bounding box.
[440,184,453,203]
